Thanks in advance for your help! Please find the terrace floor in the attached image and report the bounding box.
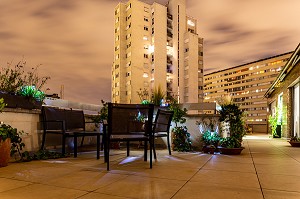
[1,133,300,199]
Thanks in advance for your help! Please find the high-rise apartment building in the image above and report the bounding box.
[203,52,292,132]
[112,0,204,104]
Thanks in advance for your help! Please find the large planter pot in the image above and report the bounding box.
[0,138,11,167]
[0,92,42,110]
[289,141,300,147]
[219,147,244,155]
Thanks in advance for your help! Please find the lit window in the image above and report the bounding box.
[148,45,154,53]
[144,7,149,12]
[187,19,195,26]
[115,17,119,23]
[115,35,119,41]
[126,3,131,11]
[144,45,148,49]
[126,61,131,67]
[115,54,119,60]
[143,72,149,78]
[143,36,148,40]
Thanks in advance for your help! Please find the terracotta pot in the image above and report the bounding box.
[219,147,244,155]
[289,141,300,147]
[0,138,11,167]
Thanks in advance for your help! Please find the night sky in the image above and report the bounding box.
[1,0,299,104]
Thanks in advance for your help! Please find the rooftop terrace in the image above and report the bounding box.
[1,134,300,199]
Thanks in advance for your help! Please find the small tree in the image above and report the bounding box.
[169,97,191,151]
[268,109,279,137]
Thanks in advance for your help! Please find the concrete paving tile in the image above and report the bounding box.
[259,173,300,192]
[172,181,263,199]
[210,154,253,164]
[263,189,300,199]
[255,163,300,176]
[78,192,132,199]
[0,183,87,199]
[0,178,32,193]
[95,175,185,199]
[203,160,256,173]
[45,170,128,191]
[191,169,260,189]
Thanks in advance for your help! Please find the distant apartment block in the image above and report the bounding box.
[112,0,204,104]
[204,52,293,132]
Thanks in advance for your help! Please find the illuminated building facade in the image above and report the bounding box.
[112,0,204,104]
[204,52,293,132]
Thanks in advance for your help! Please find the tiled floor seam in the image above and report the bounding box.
[266,140,300,164]
[247,139,266,199]
[169,155,214,199]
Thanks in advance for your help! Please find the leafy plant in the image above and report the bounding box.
[290,136,300,142]
[268,109,280,137]
[0,123,27,159]
[137,88,150,104]
[168,96,191,151]
[220,137,242,148]
[201,131,220,147]
[0,60,50,95]
[172,126,192,152]
[17,85,45,101]
[0,98,6,111]
[91,100,108,128]
[152,86,165,106]
[218,98,246,148]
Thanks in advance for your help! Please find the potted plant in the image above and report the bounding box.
[0,98,27,166]
[268,109,281,138]
[169,97,192,152]
[288,136,300,147]
[217,96,246,155]
[201,131,220,154]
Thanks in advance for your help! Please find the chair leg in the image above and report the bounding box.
[96,134,100,160]
[126,141,130,156]
[153,138,157,159]
[150,139,152,169]
[167,134,172,155]
[80,136,85,147]
[144,140,147,161]
[62,135,66,156]
[74,135,78,158]
[106,140,110,171]
[100,135,104,151]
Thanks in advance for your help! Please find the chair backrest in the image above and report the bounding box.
[65,109,85,131]
[107,103,154,136]
[153,109,174,133]
[42,106,66,130]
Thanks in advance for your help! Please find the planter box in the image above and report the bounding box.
[219,147,244,155]
[0,92,42,110]
[289,141,300,147]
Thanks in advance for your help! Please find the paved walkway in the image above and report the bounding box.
[1,134,300,199]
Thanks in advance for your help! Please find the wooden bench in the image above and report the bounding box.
[40,106,102,159]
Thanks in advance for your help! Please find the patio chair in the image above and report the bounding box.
[105,103,154,170]
[152,109,174,159]
[41,106,102,159]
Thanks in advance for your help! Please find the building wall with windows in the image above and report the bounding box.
[204,52,293,132]
[265,43,300,138]
[112,0,204,104]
